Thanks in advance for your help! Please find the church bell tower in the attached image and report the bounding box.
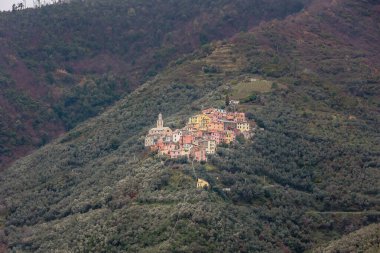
[157,113,163,128]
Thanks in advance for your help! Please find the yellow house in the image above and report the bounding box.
[199,115,211,130]
[197,178,210,189]
[189,114,211,130]
[188,115,200,125]
[237,122,250,132]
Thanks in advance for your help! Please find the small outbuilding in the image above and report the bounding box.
[197,178,210,189]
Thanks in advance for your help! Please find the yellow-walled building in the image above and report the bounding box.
[189,114,211,130]
[197,178,210,189]
[237,122,250,132]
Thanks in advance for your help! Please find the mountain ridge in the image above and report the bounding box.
[0,0,311,170]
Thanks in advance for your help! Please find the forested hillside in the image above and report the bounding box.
[0,0,379,252]
[313,223,380,253]
[0,0,311,170]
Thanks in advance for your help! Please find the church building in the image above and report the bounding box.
[145,113,172,147]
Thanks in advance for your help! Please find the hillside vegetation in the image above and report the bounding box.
[0,0,379,252]
[0,0,310,169]
[313,223,380,253]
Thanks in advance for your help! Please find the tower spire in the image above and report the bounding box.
[157,113,163,128]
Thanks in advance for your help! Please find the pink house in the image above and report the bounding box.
[169,148,182,159]
[191,147,207,162]
[159,142,176,156]
[181,134,194,145]
[170,147,190,159]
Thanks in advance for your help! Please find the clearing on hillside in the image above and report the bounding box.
[230,77,283,100]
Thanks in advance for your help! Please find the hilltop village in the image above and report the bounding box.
[145,108,254,162]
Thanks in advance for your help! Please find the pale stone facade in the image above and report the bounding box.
[145,113,172,147]
[201,140,217,155]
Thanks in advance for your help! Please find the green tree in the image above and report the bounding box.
[225,94,230,107]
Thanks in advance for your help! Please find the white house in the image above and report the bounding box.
[172,129,183,143]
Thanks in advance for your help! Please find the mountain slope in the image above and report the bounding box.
[313,223,380,253]
[0,0,311,170]
[0,0,379,252]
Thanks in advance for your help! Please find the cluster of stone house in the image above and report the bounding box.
[145,108,253,162]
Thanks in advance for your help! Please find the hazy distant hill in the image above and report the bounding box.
[0,0,379,252]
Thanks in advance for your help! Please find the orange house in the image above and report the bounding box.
[226,114,235,121]
[207,122,224,132]
[203,131,221,144]
[234,112,246,122]
[222,130,235,144]
[210,131,221,144]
